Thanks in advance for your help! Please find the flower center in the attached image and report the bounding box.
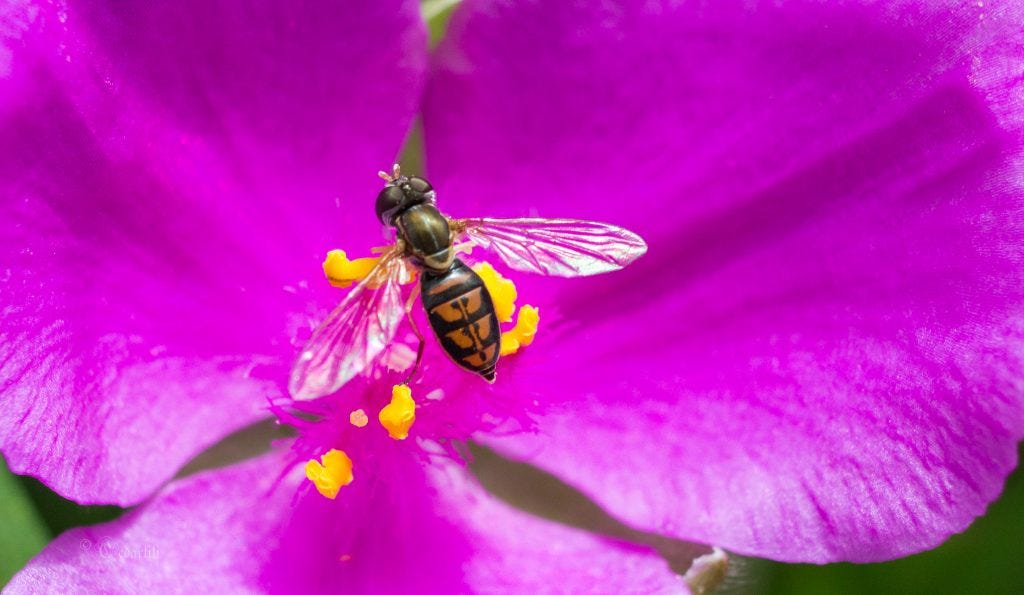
[304,248,541,497]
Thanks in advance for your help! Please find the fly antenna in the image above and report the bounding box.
[377,163,402,183]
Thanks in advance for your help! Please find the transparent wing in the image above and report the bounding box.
[289,246,407,401]
[452,217,647,277]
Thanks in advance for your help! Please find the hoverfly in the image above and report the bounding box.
[288,165,647,401]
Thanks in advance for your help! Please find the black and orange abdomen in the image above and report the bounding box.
[421,259,500,381]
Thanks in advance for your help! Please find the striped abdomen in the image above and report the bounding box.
[421,259,500,381]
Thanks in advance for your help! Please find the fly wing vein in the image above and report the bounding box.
[288,249,405,400]
[457,217,647,277]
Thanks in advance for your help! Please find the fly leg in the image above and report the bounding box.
[402,282,425,386]
[449,221,475,258]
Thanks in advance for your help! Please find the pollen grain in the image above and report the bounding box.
[379,384,416,440]
[322,249,379,288]
[473,262,517,322]
[304,449,354,499]
[500,305,540,356]
[349,409,369,428]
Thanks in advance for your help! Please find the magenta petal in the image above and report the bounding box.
[11,1,427,241]
[436,463,689,593]
[7,0,427,262]
[0,1,427,504]
[424,1,1024,227]
[427,1,1024,562]
[8,451,687,593]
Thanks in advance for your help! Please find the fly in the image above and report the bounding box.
[289,165,647,401]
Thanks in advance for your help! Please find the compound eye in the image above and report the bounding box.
[407,176,433,194]
[375,185,406,224]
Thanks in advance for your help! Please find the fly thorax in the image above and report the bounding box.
[397,203,453,272]
[421,250,455,272]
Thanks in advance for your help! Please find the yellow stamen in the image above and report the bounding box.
[379,384,416,440]
[500,305,540,356]
[473,262,517,322]
[349,409,368,428]
[304,449,353,499]
[323,250,379,288]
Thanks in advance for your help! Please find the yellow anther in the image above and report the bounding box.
[304,449,354,499]
[379,384,416,440]
[349,409,368,428]
[500,305,540,356]
[473,262,517,322]
[323,249,379,288]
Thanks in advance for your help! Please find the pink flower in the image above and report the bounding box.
[3,0,1024,591]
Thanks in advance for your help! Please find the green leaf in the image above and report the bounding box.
[0,457,50,587]
[421,0,461,47]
